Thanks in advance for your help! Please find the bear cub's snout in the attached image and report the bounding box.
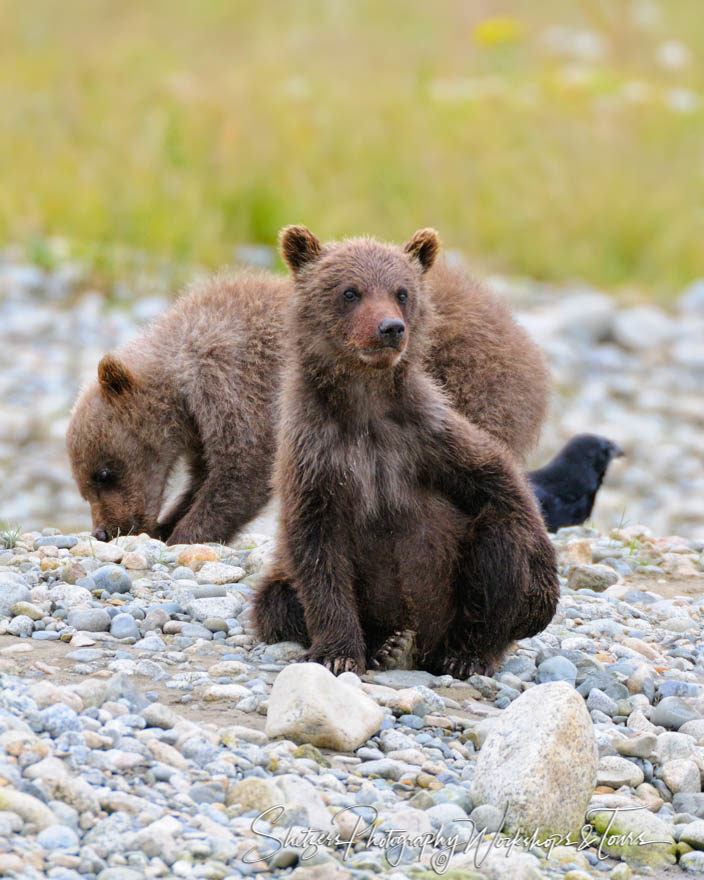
[377,318,405,347]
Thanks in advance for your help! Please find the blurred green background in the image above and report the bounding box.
[1,0,702,297]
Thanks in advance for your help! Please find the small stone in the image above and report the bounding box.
[110,613,141,640]
[67,608,111,632]
[0,581,31,617]
[71,540,123,563]
[679,819,704,849]
[7,614,33,636]
[596,756,645,788]
[10,600,44,620]
[568,564,620,591]
[662,759,701,794]
[196,562,245,585]
[589,807,675,869]
[135,635,166,652]
[226,776,280,811]
[615,732,656,759]
[681,851,704,873]
[652,697,701,730]
[537,656,578,686]
[469,803,504,832]
[176,545,218,569]
[587,688,618,717]
[92,564,132,594]
[220,725,268,747]
[36,823,80,852]
[122,551,149,569]
[203,684,250,701]
[0,787,58,829]
[266,662,384,751]
[357,758,407,781]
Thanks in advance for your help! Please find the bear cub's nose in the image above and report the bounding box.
[92,527,109,542]
[377,318,406,347]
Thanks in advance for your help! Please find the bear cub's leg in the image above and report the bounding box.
[253,572,309,647]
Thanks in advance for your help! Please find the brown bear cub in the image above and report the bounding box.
[254,228,559,677]
[68,238,548,547]
[67,272,288,545]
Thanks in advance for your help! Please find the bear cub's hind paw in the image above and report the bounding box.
[369,630,417,671]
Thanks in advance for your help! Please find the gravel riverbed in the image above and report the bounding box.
[2,253,704,878]
[1,524,704,879]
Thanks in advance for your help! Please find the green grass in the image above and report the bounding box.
[1,0,703,298]
[0,521,22,549]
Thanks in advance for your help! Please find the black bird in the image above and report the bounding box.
[528,434,625,532]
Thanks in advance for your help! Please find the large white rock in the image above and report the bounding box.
[471,681,597,838]
[265,662,384,751]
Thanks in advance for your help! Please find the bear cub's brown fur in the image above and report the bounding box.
[67,272,288,545]
[254,228,559,677]
[68,236,549,546]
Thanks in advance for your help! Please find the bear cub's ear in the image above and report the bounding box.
[98,354,136,398]
[403,228,440,274]
[279,225,322,274]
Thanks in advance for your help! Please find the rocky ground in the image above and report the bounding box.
[2,254,704,878]
[1,252,704,538]
[1,525,704,879]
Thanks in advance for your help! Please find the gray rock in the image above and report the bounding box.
[370,669,444,689]
[92,565,132,594]
[67,608,111,632]
[679,818,704,848]
[536,656,577,686]
[36,823,80,852]
[471,681,597,837]
[356,759,406,781]
[180,623,213,640]
[426,802,468,828]
[615,732,656,759]
[0,581,31,617]
[469,803,504,833]
[596,755,644,788]
[587,688,618,717]
[34,536,77,550]
[673,794,704,819]
[7,614,33,636]
[681,851,704,873]
[266,663,384,751]
[652,697,701,730]
[134,635,166,652]
[110,613,141,640]
[568,564,620,591]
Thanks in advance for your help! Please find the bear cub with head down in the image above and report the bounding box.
[254,227,559,677]
[67,272,288,545]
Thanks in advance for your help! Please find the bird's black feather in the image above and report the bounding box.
[529,434,624,532]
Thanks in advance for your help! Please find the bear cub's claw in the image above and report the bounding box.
[305,649,365,676]
[442,655,495,680]
[369,630,417,671]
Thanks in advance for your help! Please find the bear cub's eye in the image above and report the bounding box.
[396,288,408,304]
[92,467,115,487]
[342,288,359,303]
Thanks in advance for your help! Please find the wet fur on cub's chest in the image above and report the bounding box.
[314,396,467,628]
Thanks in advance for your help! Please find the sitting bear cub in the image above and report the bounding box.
[254,227,559,677]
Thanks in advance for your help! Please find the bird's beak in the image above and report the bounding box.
[610,443,625,458]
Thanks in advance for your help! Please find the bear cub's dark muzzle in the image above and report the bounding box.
[377,318,406,348]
